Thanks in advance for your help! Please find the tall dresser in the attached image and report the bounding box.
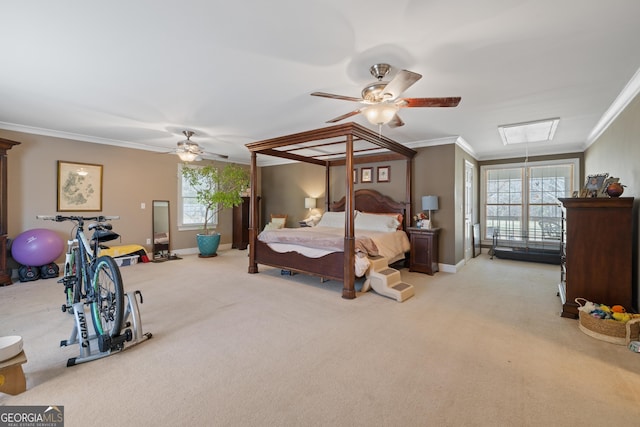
[0,138,20,286]
[232,196,259,250]
[558,197,634,318]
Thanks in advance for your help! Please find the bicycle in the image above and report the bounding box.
[37,215,126,350]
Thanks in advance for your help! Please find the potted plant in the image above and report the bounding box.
[181,163,250,257]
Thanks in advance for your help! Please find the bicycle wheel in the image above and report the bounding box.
[90,256,124,338]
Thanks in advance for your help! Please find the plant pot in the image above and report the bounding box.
[196,233,221,258]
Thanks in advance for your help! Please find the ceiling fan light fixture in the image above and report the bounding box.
[363,103,399,125]
[177,151,199,162]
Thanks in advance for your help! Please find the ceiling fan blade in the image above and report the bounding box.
[387,114,405,128]
[205,152,229,159]
[400,97,462,108]
[379,70,422,100]
[326,109,362,123]
[311,92,363,102]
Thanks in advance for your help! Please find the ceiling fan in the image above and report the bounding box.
[171,131,228,162]
[311,63,461,128]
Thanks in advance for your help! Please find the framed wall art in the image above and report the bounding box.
[57,161,103,211]
[361,167,373,183]
[353,168,358,184]
[377,166,390,183]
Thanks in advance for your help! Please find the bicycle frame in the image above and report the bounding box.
[75,222,96,301]
[61,222,99,307]
[62,238,78,306]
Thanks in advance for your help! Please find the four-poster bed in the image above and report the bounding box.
[245,122,416,299]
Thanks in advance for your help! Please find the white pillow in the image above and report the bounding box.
[317,211,361,228]
[263,222,283,231]
[317,211,345,228]
[354,212,400,232]
[271,217,286,226]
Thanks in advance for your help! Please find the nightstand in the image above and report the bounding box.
[407,227,440,275]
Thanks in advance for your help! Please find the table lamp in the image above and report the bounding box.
[421,196,439,229]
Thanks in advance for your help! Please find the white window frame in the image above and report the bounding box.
[177,164,218,231]
[480,158,579,247]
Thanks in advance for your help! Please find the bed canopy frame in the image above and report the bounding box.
[245,122,417,299]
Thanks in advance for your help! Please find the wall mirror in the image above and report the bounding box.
[152,200,170,259]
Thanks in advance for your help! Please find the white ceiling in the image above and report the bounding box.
[2,0,640,166]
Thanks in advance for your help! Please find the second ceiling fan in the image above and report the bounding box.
[311,63,461,128]
[172,131,228,162]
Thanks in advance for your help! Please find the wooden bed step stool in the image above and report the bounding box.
[0,351,28,395]
[363,256,414,302]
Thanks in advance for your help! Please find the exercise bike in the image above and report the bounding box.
[37,215,152,366]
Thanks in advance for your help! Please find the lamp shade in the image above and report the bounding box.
[305,197,316,209]
[421,196,438,211]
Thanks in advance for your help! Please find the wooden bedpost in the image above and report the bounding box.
[248,151,259,274]
[325,162,330,211]
[342,134,356,299]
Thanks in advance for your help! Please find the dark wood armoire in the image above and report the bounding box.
[1,138,20,286]
[232,197,259,250]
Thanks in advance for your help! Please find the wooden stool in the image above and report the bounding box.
[0,351,27,395]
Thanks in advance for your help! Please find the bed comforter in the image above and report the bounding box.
[258,227,379,255]
[257,226,410,277]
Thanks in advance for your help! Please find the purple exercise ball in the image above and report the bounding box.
[11,228,64,266]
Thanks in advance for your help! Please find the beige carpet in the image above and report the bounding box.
[2,251,640,426]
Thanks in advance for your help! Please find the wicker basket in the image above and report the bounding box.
[576,298,640,345]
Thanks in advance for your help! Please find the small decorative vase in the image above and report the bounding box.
[606,182,624,197]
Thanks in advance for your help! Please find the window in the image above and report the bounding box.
[481,159,578,244]
[177,164,218,230]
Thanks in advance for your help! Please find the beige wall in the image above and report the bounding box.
[329,159,410,204]
[260,162,325,228]
[260,158,412,228]
[413,144,456,265]
[584,93,640,198]
[1,129,248,262]
[584,92,640,308]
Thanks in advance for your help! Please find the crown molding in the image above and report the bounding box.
[586,65,640,147]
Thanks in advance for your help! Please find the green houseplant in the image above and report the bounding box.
[181,163,250,257]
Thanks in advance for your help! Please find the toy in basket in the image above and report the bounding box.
[575,298,640,345]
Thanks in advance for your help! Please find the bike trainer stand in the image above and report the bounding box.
[61,290,152,367]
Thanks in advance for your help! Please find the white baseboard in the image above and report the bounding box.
[438,258,465,273]
[173,243,233,256]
